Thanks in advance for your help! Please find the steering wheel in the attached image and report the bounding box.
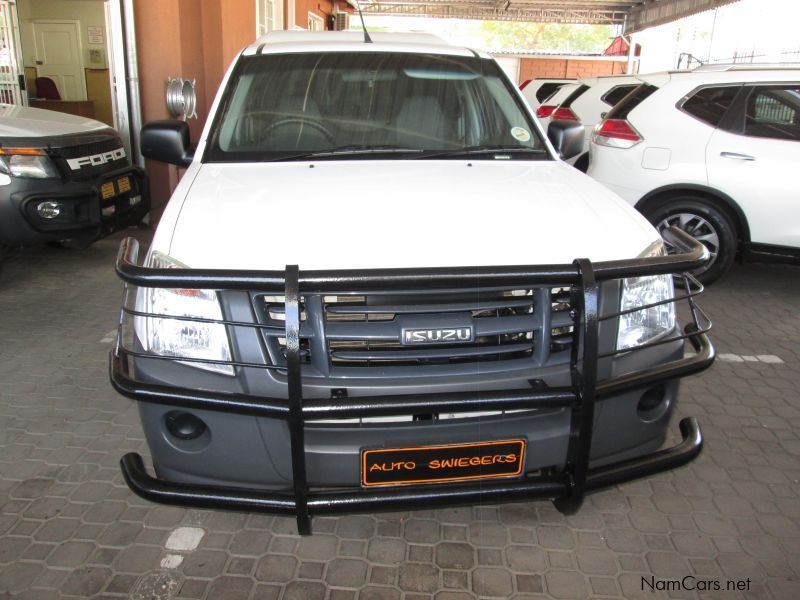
[262,117,335,145]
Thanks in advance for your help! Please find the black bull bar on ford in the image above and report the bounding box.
[110,227,714,535]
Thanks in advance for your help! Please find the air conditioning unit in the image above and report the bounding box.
[334,12,349,31]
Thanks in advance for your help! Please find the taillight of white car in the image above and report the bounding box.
[592,119,643,148]
[536,104,556,118]
[551,107,580,122]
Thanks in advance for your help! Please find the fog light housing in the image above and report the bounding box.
[637,384,668,422]
[165,411,207,440]
[36,201,63,219]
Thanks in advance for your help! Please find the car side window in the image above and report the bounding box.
[605,83,658,120]
[601,85,637,106]
[536,82,563,103]
[561,84,590,108]
[681,86,740,127]
[744,85,800,141]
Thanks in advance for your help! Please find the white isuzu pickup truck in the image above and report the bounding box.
[110,31,714,534]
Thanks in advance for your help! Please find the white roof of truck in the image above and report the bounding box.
[243,30,488,58]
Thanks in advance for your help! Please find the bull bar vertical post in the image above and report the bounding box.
[285,264,311,534]
[555,258,599,513]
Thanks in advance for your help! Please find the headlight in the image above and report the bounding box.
[617,243,676,351]
[0,149,59,179]
[135,252,234,375]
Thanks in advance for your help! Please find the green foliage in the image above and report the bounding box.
[478,22,615,52]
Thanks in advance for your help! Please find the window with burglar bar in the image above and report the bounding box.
[256,0,283,37]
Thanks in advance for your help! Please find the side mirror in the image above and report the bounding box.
[140,120,194,167]
[547,120,585,160]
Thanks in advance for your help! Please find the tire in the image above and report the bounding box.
[49,236,94,250]
[0,243,14,272]
[644,196,737,285]
[573,152,590,173]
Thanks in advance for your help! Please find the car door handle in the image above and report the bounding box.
[720,152,756,161]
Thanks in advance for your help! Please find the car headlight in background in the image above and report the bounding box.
[0,148,59,179]
[135,252,234,375]
[617,243,676,351]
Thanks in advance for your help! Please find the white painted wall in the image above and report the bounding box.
[636,0,799,73]
[494,56,520,85]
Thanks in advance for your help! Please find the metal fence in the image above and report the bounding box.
[0,0,23,105]
[705,48,800,65]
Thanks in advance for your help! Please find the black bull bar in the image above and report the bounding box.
[110,227,714,535]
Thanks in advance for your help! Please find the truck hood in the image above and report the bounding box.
[167,160,659,270]
[0,105,109,138]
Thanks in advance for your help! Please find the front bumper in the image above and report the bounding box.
[0,166,149,246]
[110,228,714,534]
[120,415,702,517]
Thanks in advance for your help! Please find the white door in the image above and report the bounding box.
[32,20,86,101]
[706,84,800,249]
[0,0,24,105]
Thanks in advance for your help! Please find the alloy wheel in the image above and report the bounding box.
[657,212,720,271]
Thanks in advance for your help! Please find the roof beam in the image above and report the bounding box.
[625,0,741,33]
[361,1,636,24]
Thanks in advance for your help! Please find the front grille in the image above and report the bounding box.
[51,136,122,159]
[254,287,575,376]
[48,135,128,181]
[325,291,537,367]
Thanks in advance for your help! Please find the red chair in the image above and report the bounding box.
[35,77,61,100]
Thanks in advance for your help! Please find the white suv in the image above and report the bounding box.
[536,74,640,170]
[588,66,800,283]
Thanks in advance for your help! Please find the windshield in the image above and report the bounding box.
[206,52,548,161]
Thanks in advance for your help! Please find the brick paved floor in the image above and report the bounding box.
[1,229,799,599]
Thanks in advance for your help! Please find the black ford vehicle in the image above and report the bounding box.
[0,105,148,261]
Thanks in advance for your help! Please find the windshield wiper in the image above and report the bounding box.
[267,145,424,162]
[415,146,547,160]
[310,145,425,158]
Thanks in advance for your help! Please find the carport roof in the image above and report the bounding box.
[359,0,742,32]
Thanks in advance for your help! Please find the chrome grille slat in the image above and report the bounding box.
[324,315,539,340]
[325,298,534,315]
[331,342,533,361]
[325,321,400,341]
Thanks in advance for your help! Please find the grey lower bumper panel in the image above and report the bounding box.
[120,416,702,517]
